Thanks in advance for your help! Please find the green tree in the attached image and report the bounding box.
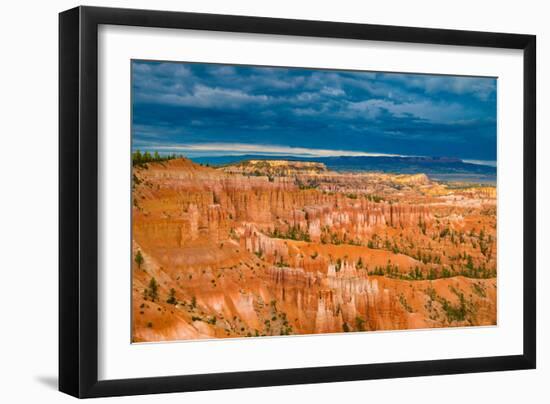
[166,288,177,304]
[427,268,437,280]
[132,150,143,165]
[355,316,366,331]
[134,250,144,269]
[415,266,424,280]
[147,277,159,302]
[466,254,474,271]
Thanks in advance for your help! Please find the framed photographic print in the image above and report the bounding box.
[59,6,536,398]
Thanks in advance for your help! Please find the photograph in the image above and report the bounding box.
[131,60,498,342]
[0,1,543,401]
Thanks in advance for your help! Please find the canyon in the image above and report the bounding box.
[132,158,497,342]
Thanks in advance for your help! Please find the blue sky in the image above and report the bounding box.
[132,60,497,162]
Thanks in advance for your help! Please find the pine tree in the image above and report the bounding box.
[134,250,144,269]
[148,277,158,302]
[132,150,143,165]
[355,316,366,331]
[166,288,177,304]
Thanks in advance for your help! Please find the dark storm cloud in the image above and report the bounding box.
[132,60,497,161]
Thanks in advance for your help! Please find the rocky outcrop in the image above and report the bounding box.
[134,159,436,247]
[222,159,328,176]
[131,158,497,342]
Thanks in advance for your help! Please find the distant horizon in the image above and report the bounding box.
[130,145,497,167]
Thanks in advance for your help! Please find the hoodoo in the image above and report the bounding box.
[132,158,497,342]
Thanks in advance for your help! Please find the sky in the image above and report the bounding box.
[132,60,497,163]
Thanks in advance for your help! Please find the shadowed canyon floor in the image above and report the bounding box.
[132,158,497,342]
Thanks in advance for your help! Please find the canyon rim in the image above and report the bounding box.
[131,60,497,342]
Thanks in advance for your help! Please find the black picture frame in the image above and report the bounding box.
[59,5,536,398]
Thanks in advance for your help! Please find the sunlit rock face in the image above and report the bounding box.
[132,158,497,342]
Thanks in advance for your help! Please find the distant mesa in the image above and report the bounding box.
[190,154,496,184]
[222,159,328,177]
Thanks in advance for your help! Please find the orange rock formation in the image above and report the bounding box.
[132,158,497,342]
